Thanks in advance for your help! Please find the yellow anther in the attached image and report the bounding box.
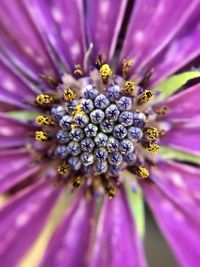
[36,94,54,105]
[72,105,84,117]
[122,59,133,78]
[106,185,116,199]
[99,64,112,81]
[154,106,168,116]
[74,64,84,77]
[123,80,136,95]
[145,127,159,141]
[35,115,53,126]
[137,90,154,105]
[57,163,70,176]
[145,142,160,154]
[73,176,82,188]
[136,166,149,179]
[71,124,76,129]
[35,131,48,141]
[63,88,77,101]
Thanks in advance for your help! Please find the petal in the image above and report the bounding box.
[0,58,36,109]
[0,0,58,79]
[160,122,200,155]
[0,114,35,149]
[149,23,200,86]
[0,181,62,267]
[39,191,94,267]
[160,84,200,121]
[119,0,199,75]
[86,0,128,62]
[47,0,86,68]
[142,161,200,267]
[0,148,40,193]
[89,188,147,267]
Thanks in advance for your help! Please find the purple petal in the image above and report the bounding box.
[142,161,200,267]
[0,114,35,149]
[86,0,128,62]
[0,181,62,267]
[39,190,94,267]
[160,84,200,121]
[89,188,147,267]
[119,0,199,75]
[0,148,41,193]
[0,58,36,109]
[160,122,200,155]
[47,0,86,68]
[149,23,200,86]
[0,0,58,79]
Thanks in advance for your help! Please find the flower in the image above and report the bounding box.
[0,0,200,266]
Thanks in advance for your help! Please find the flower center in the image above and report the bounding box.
[33,59,164,198]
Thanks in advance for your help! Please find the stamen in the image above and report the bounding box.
[36,94,55,105]
[95,54,104,68]
[122,59,133,78]
[35,131,48,141]
[144,142,159,153]
[99,64,112,81]
[57,163,70,176]
[35,115,53,126]
[136,166,149,179]
[73,176,82,188]
[106,185,117,199]
[63,88,77,101]
[154,106,168,116]
[39,74,58,86]
[123,81,136,95]
[144,127,159,141]
[74,64,84,77]
[137,90,154,105]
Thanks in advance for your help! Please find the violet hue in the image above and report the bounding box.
[0,0,200,267]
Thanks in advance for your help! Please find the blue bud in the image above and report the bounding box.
[83,84,99,99]
[119,111,134,126]
[95,161,108,174]
[105,104,120,121]
[81,152,94,166]
[132,112,146,127]
[60,115,72,129]
[56,130,70,144]
[68,156,81,170]
[74,114,89,128]
[84,123,98,137]
[108,165,121,176]
[94,148,108,162]
[107,137,119,152]
[117,96,132,111]
[80,99,94,113]
[119,139,134,155]
[90,109,105,124]
[65,100,79,114]
[108,151,123,166]
[69,128,85,141]
[128,127,143,140]
[106,85,121,101]
[55,145,68,158]
[113,124,127,139]
[100,119,114,133]
[94,94,110,109]
[67,141,81,156]
[51,105,66,121]
[81,138,95,153]
[94,133,108,147]
[124,152,137,165]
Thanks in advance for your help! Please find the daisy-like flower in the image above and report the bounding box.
[0,0,200,266]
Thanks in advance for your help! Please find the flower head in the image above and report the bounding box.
[0,0,200,266]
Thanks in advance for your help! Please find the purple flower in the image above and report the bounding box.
[0,1,200,267]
